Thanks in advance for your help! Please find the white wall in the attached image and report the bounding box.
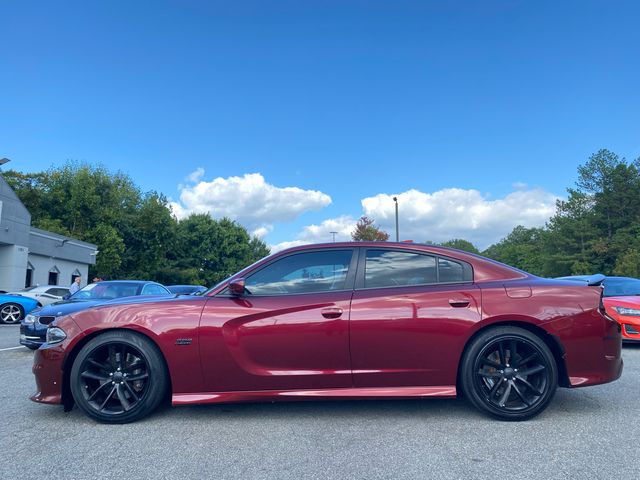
[27,253,90,289]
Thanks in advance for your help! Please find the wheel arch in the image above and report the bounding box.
[61,327,173,410]
[456,320,570,392]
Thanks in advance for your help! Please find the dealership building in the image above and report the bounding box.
[0,172,97,292]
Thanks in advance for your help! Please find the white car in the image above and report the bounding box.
[9,285,70,307]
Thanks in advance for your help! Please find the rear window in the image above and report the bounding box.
[364,250,471,288]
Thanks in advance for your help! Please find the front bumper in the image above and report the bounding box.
[621,321,640,342]
[31,345,66,404]
[19,323,46,349]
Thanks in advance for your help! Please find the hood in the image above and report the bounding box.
[31,294,180,318]
[603,295,640,308]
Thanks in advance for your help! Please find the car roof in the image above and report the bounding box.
[15,285,68,292]
[93,280,161,285]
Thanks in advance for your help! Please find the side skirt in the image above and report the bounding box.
[172,386,457,406]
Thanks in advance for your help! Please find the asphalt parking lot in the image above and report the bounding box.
[1,325,639,480]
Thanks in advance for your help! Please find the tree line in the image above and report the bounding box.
[440,149,640,278]
[4,164,270,286]
[7,148,639,286]
[350,149,640,278]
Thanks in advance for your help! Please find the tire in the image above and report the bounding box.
[0,303,24,324]
[460,326,558,421]
[70,330,168,423]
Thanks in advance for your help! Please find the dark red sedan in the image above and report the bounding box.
[31,243,622,423]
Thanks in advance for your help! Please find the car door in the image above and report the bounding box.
[199,248,358,392]
[349,247,481,388]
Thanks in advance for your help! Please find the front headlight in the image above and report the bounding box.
[46,327,67,344]
[614,306,640,317]
[24,314,36,324]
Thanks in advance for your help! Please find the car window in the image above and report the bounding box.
[603,278,640,297]
[365,250,437,288]
[47,288,69,297]
[72,283,140,300]
[438,258,465,283]
[142,284,170,295]
[364,250,470,288]
[245,250,353,295]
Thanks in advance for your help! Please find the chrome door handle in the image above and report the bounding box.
[449,299,470,308]
[321,307,343,319]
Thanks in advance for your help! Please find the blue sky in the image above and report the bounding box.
[2,1,639,249]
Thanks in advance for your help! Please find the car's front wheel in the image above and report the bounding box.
[70,330,168,423]
[460,326,558,421]
[0,303,24,324]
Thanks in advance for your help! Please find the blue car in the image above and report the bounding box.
[0,294,39,324]
[166,284,208,295]
[20,280,171,349]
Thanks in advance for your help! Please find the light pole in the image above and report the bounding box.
[393,197,399,242]
[330,231,337,242]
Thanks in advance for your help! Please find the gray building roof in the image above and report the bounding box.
[0,173,96,264]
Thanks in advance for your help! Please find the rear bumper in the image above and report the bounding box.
[546,308,623,388]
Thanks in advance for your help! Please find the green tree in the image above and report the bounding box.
[482,226,547,275]
[173,214,270,286]
[3,162,269,285]
[351,216,389,241]
[613,249,640,278]
[484,148,640,277]
[122,192,177,279]
[440,239,480,254]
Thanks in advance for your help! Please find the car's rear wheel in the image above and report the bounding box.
[0,303,24,324]
[460,326,558,421]
[70,330,168,423]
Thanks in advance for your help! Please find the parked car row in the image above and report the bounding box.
[0,282,207,325]
[0,285,71,324]
[17,281,207,346]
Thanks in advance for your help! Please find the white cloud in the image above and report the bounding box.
[170,171,332,234]
[271,187,558,253]
[252,226,273,238]
[361,188,558,249]
[269,240,309,254]
[186,167,205,183]
[270,215,356,252]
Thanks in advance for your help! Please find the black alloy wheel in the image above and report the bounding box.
[460,326,558,421]
[70,330,168,423]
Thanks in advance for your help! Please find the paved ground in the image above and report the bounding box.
[1,324,639,480]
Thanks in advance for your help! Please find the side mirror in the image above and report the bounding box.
[229,278,246,296]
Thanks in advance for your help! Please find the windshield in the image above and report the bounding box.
[70,282,143,300]
[203,253,276,296]
[603,278,640,297]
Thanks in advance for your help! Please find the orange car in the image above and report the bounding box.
[557,275,640,342]
[602,277,640,342]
